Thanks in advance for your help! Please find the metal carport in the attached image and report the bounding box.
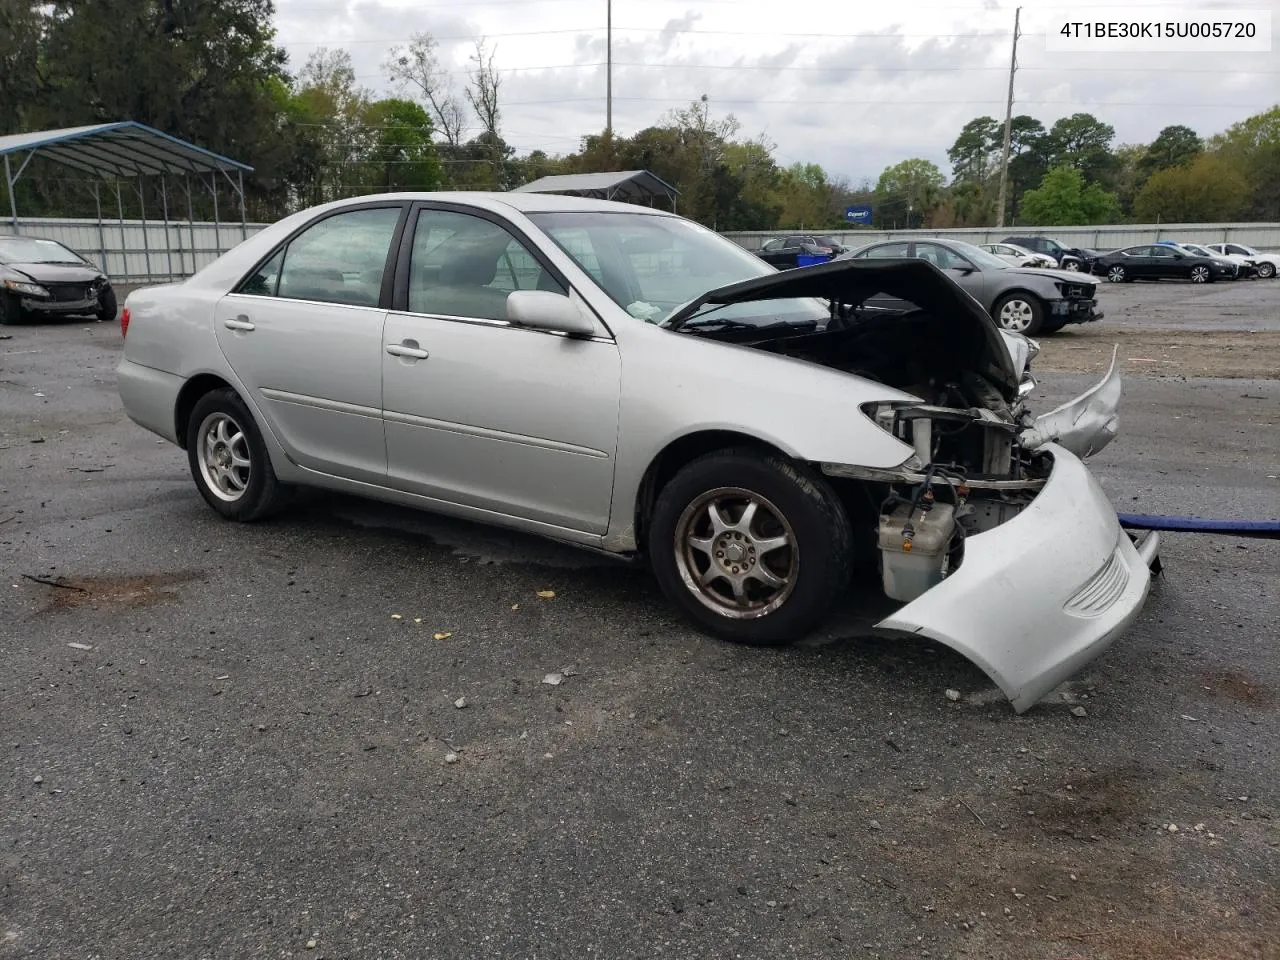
[513,169,679,210]
[0,121,253,280]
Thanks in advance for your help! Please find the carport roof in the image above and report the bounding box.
[512,169,678,204]
[0,121,253,179]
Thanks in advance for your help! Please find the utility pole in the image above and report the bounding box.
[995,5,1021,229]
[606,0,613,136]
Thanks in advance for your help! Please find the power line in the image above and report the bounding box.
[280,28,1031,46]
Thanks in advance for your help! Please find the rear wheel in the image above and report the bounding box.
[648,450,853,646]
[1107,265,1127,283]
[993,293,1044,335]
[1190,265,1211,283]
[185,388,289,521]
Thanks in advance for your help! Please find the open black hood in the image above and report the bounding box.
[664,258,1020,395]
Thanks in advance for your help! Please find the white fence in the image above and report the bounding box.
[10,215,1280,283]
[7,216,269,283]
[723,222,1280,252]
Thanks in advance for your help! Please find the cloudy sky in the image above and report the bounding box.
[270,0,1280,183]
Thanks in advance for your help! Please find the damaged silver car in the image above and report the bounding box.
[116,194,1160,712]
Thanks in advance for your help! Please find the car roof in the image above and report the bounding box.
[320,190,682,217]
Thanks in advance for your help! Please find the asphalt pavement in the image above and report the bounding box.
[1,317,1277,960]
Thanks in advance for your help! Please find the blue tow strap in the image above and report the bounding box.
[1117,514,1280,540]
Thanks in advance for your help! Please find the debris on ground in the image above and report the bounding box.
[1071,706,1088,718]
[536,590,556,599]
[945,689,961,701]
[66,642,93,651]
[433,631,452,641]
[542,673,564,686]
[444,752,459,764]
[454,697,467,709]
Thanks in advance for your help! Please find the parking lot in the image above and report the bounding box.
[1,277,1277,959]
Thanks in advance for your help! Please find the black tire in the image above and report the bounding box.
[1257,262,1276,280]
[648,449,853,646]
[0,293,22,326]
[185,388,289,521]
[96,284,117,323]
[992,292,1045,335]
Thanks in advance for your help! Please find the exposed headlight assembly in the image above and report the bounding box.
[3,278,50,298]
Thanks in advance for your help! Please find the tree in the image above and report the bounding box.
[1139,124,1202,178]
[1045,112,1117,183]
[465,38,503,187]
[385,32,467,148]
[1210,104,1280,220]
[1132,153,1250,223]
[1019,165,1118,225]
[874,158,944,228]
[947,116,1000,183]
[360,98,443,192]
[0,1,43,135]
[1110,143,1148,217]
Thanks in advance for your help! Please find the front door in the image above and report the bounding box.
[214,204,405,483]
[381,206,621,535]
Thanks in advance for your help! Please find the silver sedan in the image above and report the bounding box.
[117,193,1158,712]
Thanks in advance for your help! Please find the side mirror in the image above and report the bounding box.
[506,290,597,337]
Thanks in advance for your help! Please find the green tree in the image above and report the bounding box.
[1110,143,1147,218]
[359,98,442,192]
[1139,124,1202,178]
[1132,153,1250,223]
[0,1,43,135]
[1018,165,1118,225]
[947,116,1001,183]
[1209,104,1280,219]
[874,158,944,228]
[1045,112,1117,183]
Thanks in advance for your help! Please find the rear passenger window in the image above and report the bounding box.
[407,210,565,320]
[858,242,909,259]
[243,207,400,306]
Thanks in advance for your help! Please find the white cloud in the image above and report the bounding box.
[272,0,1280,181]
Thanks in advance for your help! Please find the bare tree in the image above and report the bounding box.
[384,32,466,148]
[465,38,501,138]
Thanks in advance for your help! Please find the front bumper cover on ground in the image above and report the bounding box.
[875,444,1158,713]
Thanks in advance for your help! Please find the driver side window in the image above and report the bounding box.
[858,242,909,259]
[914,243,969,270]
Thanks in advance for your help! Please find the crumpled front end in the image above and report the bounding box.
[875,445,1158,712]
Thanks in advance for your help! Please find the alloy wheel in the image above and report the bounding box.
[196,412,252,502]
[1190,266,1210,283]
[674,487,798,619]
[997,298,1036,333]
[1107,266,1126,282]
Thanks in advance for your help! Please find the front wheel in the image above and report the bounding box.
[1256,262,1275,279]
[96,284,117,323]
[185,388,288,521]
[1107,265,1127,283]
[1190,265,1211,283]
[1061,259,1081,272]
[0,293,22,326]
[993,293,1045,335]
[648,451,853,646]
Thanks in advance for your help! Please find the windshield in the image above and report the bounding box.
[0,237,86,265]
[947,240,1014,271]
[528,211,828,328]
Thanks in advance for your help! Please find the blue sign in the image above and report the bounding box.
[845,204,873,224]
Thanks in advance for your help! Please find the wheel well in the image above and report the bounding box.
[632,430,787,550]
[174,374,234,449]
[993,288,1045,308]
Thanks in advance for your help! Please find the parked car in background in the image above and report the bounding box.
[1204,242,1277,279]
[1001,235,1098,273]
[979,242,1056,268]
[0,235,117,324]
[1157,240,1254,279]
[1092,244,1234,283]
[839,237,1102,335]
[756,235,843,268]
[114,192,1157,713]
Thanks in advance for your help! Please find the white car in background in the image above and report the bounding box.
[1204,243,1277,279]
[979,242,1056,269]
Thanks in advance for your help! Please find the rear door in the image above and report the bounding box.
[1146,244,1181,278]
[214,204,406,484]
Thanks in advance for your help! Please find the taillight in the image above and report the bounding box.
[120,307,130,338]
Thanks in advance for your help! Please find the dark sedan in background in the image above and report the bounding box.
[756,235,846,268]
[0,235,117,324]
[839,237,1101,335]
[1001,235,1099,273]
[1092,244,1235,283]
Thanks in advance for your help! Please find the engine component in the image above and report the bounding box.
[878,502,956,602]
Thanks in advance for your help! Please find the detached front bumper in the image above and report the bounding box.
[876,444,1158,712]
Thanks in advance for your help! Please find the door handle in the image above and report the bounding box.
[224,316,255,332]
[386,341,429,360]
